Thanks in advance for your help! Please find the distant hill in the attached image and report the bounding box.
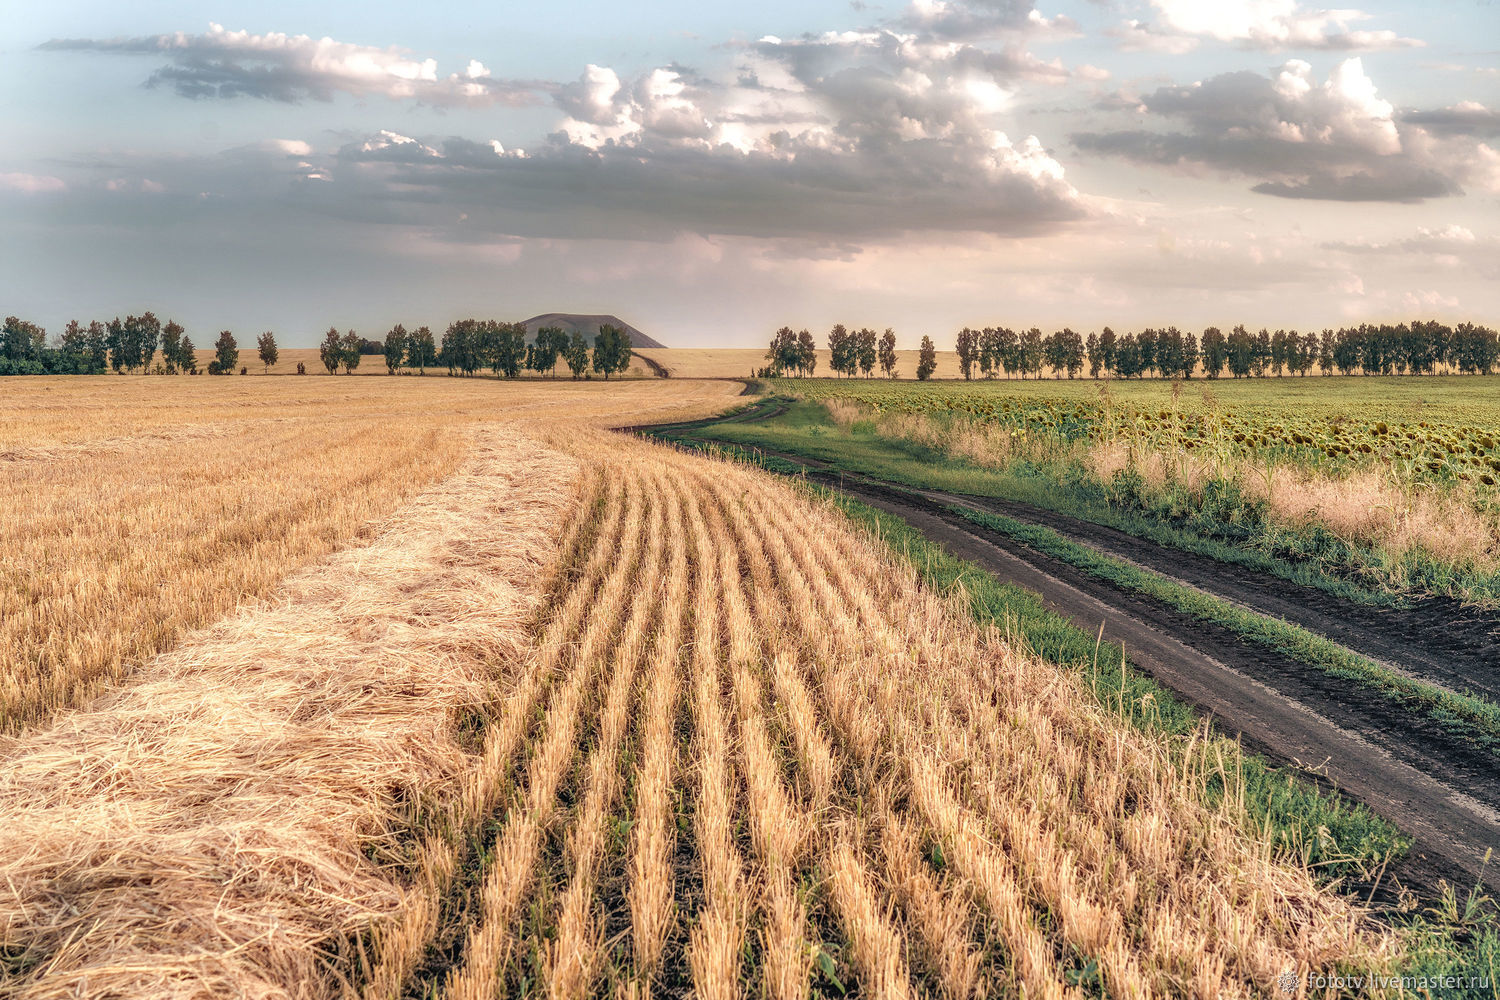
[520,314,665,350]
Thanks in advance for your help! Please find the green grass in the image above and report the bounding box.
[665,397,1399,607]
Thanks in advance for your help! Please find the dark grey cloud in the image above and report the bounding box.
[327,128,1086,241]
[1073,59,1488,202]
[41,23,546,105]
[1401,103,1500,136]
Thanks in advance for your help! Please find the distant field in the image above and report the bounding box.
[637,347,965,379]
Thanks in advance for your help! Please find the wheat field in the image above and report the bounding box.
[0,376,737,729]
[0,379,1403,998]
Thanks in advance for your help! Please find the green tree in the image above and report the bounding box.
[1,316,44,365]
[878,328,898,378]
[177,336,198,374]
[1086,331,1102,377]
[1226,326,1254,378]
[564,330,591,378]
[916,335,937,381]
[766,327,800,376]
[1056,328,1085,378]
[1043,331,1066,378]
[1018,328,1044,378]
[57,321,89,374]
[257,331,279,373]
[796,329,817,377]
[1115,333,1142,378]
[499,321,528,377]
[384,324,408,374]
[1136,327,1158,377]
[593,323,633,380]
[160,321,184,374]
[340,330,361,374]
[533,326,568,377]
[407,326,437,374]
[1318,329,1336,375]
[856,328,877,377]
[996,327,1020,377]
[105,318,126,373]
[955,327,979,380]
[1252,329,1272,376]
[1097,327,1117,376]
[134,313,161,373]
[210,330,238,375]
[442,320,480,376]
[319,327,342,374]
[829,323,858,377]
[1200,327,1227,379]
[85,321,110,374]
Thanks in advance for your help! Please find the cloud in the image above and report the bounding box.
[1322,225,1500,278]
[0,173,66,193]
[895,0,1080,40]
[1139,0,1423,51]
[40,23,545,105]
[35,9,1110,245]
[1401,101,1500,136]
[1073,58,1487,202]
[1109,19,1200,53]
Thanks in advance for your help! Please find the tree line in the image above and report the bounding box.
[961,322,1500,379]
[0,313,257,376]
[1,314,635,379]
[761,320,1500,381]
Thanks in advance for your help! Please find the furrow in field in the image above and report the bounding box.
[702,487,816,1000]
[734,480,1076,1000]
[702,466,967,1000]
[800,489,1349,992]
[683,477,747,1000]
[356,462,617,1000]
[626,473,690,984]
[436,471,654,1000]
[541,478,666,999]
[761,475,1383,996]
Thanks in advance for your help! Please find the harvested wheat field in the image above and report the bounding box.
[0,376,735,731]
[1,377,1408,999]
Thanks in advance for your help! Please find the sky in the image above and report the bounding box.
[1,0,1497,348]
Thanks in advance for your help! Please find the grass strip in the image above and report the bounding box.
[947,503,1500,757]
[678,398,1399,608]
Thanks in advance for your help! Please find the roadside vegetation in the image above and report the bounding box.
[708,382,1500,606]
